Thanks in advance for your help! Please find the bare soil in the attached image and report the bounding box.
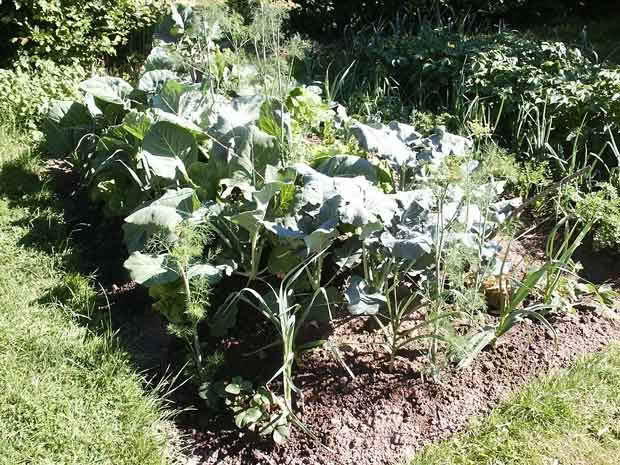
[186,309,620,465]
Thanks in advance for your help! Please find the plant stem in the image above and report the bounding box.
[180,267,203,375]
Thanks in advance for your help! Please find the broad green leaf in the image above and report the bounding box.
[225,383,241,395]
[124,252,178,287]
[254,181,283,211]
[138,70,179,93]
[210,125,280,188]
[150,108,206,137]
[333,236,363,270]
[259,99,292,142]
[428,126,474,158]
[151,80,209,127]
[42,100,94,155]
[304,221,338,253]
[273,425,290,444]
[230,209,263,235]
[380,229,433,261]
[122,188,200,253]
[234,411,247,429]
[86,94,128,125]
[294,163,398,227]
[208,95,265,136]
[187,161,218,201]
[187,263,230,284]
[89,174,144,218]
[316,155,379,182]
[244,407,263,424]
[267,244,304,277]
[155,3,194,42]
[345,275,387,316]
[219,177,255,202]
[121,111,154,141]
[350,121,418,168]
[391,189,434,224]
[79,77,133,106]
[143,46,181,72]
[142,121,197,180]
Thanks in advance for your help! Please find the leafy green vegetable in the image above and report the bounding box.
[42,100,94,155]
[79,77,133,107]
[142,121,197,180]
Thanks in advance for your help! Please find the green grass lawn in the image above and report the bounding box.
[409,344,620,465]
[0,126,179,465]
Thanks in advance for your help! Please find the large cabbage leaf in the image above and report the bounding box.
[350,122,473,171]
[315,155,379,183]
[122,188,201,253]
[151,80,209,125]
[139,70,180,93]
[143,46,182,73]
[293,163,398,227]
[209,124,280,196]
[42,100,94,155]
[208,95,265,137]
[345,275,387,316]
[79,77,133,107]
[142,121,198,180]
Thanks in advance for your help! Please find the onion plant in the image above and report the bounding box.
[216,250,331,418]
[456,216,595,369]
[371,261,460,370]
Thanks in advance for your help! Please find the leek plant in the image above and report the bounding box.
[216,250,331,428]
[456,216,595,369]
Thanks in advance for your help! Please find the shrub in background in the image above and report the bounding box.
[287,0,609,38]
[0,0,166,67]
[0,58,85,128]
[323,28,620,168]
[288,0,620,39]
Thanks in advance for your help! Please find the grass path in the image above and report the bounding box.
[409,344,620,465]
[0,127,178,465]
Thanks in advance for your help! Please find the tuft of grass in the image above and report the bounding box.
[0,126,180,465]
[408,344,620,465]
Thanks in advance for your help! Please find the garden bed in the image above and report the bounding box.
[50,155,620,465]
[34,4,620,464]
[56,172,617,465]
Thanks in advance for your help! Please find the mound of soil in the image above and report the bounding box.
[187,310,620,465]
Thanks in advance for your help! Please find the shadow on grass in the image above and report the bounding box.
[0,155,41,198]
[0,153,181,377]
[0,154,72,253]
